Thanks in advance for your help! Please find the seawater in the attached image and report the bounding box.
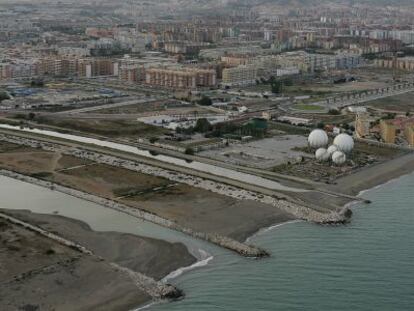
[1,174,413,311]
[150,173,414,311]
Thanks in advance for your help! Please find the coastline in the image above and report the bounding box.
[2,160,413,311]
[326,152,414,196]
[0,172,299,311]
[1,129,413,310]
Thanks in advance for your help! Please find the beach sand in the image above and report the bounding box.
[327,152,414,195]
[0,209,196,310]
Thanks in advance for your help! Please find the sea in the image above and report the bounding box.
[1,172,413,311]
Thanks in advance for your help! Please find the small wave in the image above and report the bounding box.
[162,249,213,283]
[245,220,302,243]
[357,171,414,198]
[131,301,157,311]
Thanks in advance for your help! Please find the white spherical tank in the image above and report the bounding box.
[315,148,330,161]
[333,134,354,153]
[332,151,346,165]
[327,145,338,156]
[308,129,328,149]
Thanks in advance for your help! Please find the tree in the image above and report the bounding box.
[283,78,293,86]
[0,91,10,102]
[317,122,325,129]
[194,118,212,133]
[30,79,44,87]
[271,80,283,94]
[28,112,36,120]
[184,147,195,155]
[329,109,340,115]
[197,96,212,106]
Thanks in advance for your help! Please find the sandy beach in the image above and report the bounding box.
[326,152,414,196]
[0,209,196,311]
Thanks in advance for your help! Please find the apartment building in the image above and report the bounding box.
[380,119,397,144]
[355,112,371,138]
[0,60,39,80]
[305,52,362,72]
[405,125,414,146]
[222,65,257,86]
[145,67,216,89]
[38,58,78,77]
[380,117,414,145]
[221,54,254,66]
[374,58,414,72]
[164,42,209,55]
[78,58,119,78]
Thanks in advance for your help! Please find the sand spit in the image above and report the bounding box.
[0,210,188,298]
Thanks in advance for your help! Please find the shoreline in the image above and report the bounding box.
[2,159,412,311]
[326,151,414,196]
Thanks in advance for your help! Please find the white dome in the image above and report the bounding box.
[308,129,328,148]
[333,134,354,153]
[315,148,330,161]
[327,145,338,156]
[332,151,346,165]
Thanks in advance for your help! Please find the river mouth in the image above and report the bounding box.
[0,175,218,259]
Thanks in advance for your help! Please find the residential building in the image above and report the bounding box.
[380,120,397,144]
[145,67,216,89]
[222,65,257,87]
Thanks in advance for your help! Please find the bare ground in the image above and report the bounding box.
[0,216,151,311]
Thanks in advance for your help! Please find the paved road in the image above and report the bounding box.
[57,97,163,115]
[319,85,414,110]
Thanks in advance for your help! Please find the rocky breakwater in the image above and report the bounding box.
[111,263,183,300]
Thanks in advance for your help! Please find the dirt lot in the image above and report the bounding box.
[365,91,414,112]
[272,141,403,183]
[51,163,172,199]
[121,184,295,241]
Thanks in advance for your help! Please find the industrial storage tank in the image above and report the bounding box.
[333,134,354,153]
[327,145,338,156]
[332,151,347,165]
[315,148,330,161]
[308,129,328,148]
